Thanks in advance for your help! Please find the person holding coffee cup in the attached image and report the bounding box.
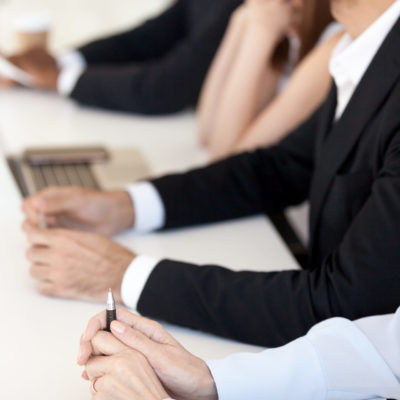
[0,0,243,115]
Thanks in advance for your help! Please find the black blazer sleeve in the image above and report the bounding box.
[138,118,400,347]
[78,1,186,65]
[70,2,237,114]
[151,105,319,228]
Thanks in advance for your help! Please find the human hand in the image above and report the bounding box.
[23,222,135,303]
[22,186,135,236]
[79,308,218,400]
[85,331,169,400]
[0,77,15,88]
[2,48,59,90]
[244,0,301,40]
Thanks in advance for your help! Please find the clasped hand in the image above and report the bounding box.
[243,0,303,39]
[78,308,218,400]
[21,187,137,302]
[0,48,60,90]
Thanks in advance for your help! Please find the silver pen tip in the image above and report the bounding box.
[107,288,115,310]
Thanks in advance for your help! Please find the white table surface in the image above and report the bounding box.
[0,1,299,397]
[0,88,300,399]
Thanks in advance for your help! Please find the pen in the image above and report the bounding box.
[106,288,117,332]
[39,211,47,229]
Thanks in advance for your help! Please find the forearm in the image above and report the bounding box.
[78,1,185,65]
[71,2,236,114]
[208,312,400,400]
[209,25,280,160]
[197,8,247,146]
[234,33,341,153]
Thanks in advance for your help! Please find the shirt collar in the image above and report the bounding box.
[330,1,400,88]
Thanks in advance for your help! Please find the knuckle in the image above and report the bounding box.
[55,251,70,266]
[29,264,39,278]
[113,355,127,373]
[126,349,145,364]
[102,375,115,393]
[25,248,33,260]
[150,320,163,331]
[37,283,53,296]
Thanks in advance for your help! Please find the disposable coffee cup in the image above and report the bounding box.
[14,15,51,52]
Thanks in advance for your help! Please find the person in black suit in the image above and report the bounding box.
[0,0,242,114]
[22,0,400,347]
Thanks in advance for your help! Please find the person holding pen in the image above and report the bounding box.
[77,307,400,400]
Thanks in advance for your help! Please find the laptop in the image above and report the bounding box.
[7,144,309,267]
[7,146,152,197]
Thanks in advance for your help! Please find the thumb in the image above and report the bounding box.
[34,187,81,214]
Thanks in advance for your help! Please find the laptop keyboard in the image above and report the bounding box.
[30,163,100,191]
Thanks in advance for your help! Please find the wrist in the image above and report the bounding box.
[231,5,247,26]
[246,22,284,44]
[110,190,135,232]
[196,359,218,400]
[113,252,136,305]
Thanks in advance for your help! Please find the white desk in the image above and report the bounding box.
[0,89,300,399]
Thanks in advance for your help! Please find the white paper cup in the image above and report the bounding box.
[14,14,51,52]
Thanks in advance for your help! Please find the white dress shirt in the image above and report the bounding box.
[56,51,86,96]
[120,0,400,311]
[159,308,400,400]
[329,0,400,120]
[205,308,400,400]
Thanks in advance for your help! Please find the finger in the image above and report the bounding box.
[23,222,68,247]
[21,204,41,225]
[114,312,177,346]
[29,264,52,281]
[26,246,53,265]
[22,208,55,228]
[78,311,106,365]
[82,370,89,381]
[79,308,154,366]
[22,221,55,246]
[110,321,159,361]
[36,281,58,297]
[85,356,112,380]
[91,330,128,357]
[91,375,105,394]
[91,375,121,396]
[23,186,82,215]
[0,77,15,88]
[38,186,84,214]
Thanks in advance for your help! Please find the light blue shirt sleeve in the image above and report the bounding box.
[207,310,400,400]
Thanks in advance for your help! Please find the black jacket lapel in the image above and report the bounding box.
[309,18,400,259]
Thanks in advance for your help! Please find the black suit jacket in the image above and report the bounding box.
[70,0,242,114]
[135,18,400,347]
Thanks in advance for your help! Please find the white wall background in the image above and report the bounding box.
[0,0,171,52]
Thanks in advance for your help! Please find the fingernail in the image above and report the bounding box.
[111,320,125,334]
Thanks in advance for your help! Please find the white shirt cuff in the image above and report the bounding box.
[307,317,400,399]
[207,314,400,400]
[207,336,325,400]
[121,255,161,310]
[125,182,166,233]
[56,50,86,96]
